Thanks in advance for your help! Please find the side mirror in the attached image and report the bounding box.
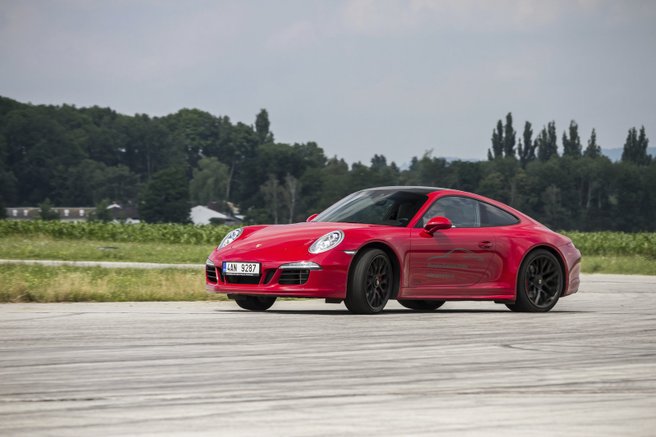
[424,216,452,235]
[306,213,318,222]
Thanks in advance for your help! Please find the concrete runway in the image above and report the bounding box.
[1,273,655,436]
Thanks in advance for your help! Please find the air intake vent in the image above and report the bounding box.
[225,275,261,285]
[206,265,218,283]
[278,269,310,285]
[263,269,276,284]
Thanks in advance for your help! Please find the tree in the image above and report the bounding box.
[537,122,558,161]
[92,165,139,204]
[517,121,535,167]
[0,167,17,208]
[477,172,506,202]
[189,157,230,205]
[162,108,220,170]
[622,126,651,165]
[584,128,601,158]
[283,173,300,223]
[541,185,567,229]
[38,199,59,220]
[503,112,516,158]
[316,157,351,211]
[448,160,483,192]
[221,121,259,202]
[562,120,582,158]
[92,199,112,222]
[260,174,283,224]
[614,162,650,230]
[139,167,190,223]
[489,119,504,160]
[122,115,183,181]
[369,154,401,187]
[401,150,450,187]
[255,109,274,144]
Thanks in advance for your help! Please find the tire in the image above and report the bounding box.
[506,249,564,313]
[345,248,393,314]
[398,300,445,311]
[234,295,276,311]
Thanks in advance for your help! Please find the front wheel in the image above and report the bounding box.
[345,248,393,314]
[398,300,445,311]
[506,249,564,313]
[234,295,276,311]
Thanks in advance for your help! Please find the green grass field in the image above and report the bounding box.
[582,256,656,275]
[0,235,213,264]
[0,222,654,302]
[1,255,652,303]
[0,265,225,303]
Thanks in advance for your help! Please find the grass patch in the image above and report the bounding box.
[0,235,211,264]
[1,256,653,304]
[0,265,226,303]
[581,256,656,276]
[1,235,655,304]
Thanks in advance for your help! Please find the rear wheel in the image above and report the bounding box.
[345,248,393,314]
[398,300,445,311]
[234,295,276,311]
[506,249,563,313]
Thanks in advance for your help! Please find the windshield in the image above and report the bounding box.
[313,189,428,227]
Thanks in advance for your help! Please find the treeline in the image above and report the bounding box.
[0,96,654,231]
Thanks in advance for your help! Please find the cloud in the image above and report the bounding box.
[266,20,319,51]
[339,0,618,35]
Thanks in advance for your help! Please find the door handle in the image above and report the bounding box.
[478,241,493,249]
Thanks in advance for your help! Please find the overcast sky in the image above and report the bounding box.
[1,0,655,164]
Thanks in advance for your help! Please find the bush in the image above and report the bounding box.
[0,221,234,245]
[563,232,656,258]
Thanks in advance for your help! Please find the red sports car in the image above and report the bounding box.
[206,187,581,314]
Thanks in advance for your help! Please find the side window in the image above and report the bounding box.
[419,196,480,228]
[479,202,519,227]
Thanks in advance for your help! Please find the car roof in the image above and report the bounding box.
[361,186,444,195]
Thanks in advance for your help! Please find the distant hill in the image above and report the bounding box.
[602,147,656,162]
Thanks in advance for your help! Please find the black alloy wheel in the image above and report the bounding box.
[345,248,393,314]
[398,300,445,311]
[234,295,277,311]
[507,249,564,312]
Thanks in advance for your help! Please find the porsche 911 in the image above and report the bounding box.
[205,187,581,314]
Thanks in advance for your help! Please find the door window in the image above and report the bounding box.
[419,196,480,228]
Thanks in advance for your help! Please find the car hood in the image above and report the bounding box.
[216,222,383,260]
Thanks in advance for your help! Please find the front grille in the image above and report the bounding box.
[278,269,310,285]
[225,275,261,285]
[206,265,218,283]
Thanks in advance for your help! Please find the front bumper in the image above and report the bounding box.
[205,251,353,299]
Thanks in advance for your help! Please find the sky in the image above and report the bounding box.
[1,0,655,165]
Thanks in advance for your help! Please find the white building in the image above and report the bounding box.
[190,205,230,225]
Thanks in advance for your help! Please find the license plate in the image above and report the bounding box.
[222,262,260,276]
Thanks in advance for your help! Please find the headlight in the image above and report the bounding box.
[218,228,243,249]
[309,230,344,254]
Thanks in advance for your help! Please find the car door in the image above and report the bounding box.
[406,196,497,294]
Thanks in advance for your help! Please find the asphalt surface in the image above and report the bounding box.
[1,273,655,436]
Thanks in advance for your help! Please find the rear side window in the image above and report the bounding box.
[418,196,519,228]
[479,202,519,227]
